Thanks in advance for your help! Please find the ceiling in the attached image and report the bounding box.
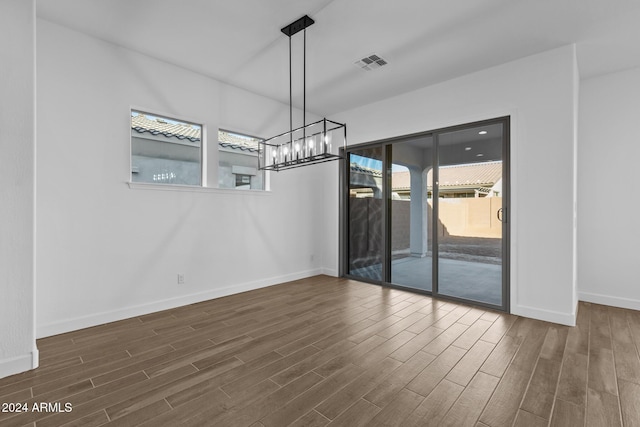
[36,0,640,117]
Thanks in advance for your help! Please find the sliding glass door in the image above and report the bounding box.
[343,117,509,311]
[435,122,506,306]
[389,135,434,292]
[347,147,384,282]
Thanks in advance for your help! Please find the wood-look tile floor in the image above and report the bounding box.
[1,276,639,427]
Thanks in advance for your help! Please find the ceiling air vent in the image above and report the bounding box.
[355,54,388,71]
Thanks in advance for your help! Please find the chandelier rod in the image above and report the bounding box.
[303,27,306,142]
[289,35,292,143]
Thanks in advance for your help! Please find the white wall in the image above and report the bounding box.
[36,20,326,337]
[323,45,579,325]
[577,67,640,310]
[0,0,38,378]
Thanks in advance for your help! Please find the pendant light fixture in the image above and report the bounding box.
[258,15,347,171]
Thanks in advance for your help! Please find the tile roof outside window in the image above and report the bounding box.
[131,112,201,143]
[218,130,260,153]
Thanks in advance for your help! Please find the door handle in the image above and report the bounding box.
[497,208,504,222]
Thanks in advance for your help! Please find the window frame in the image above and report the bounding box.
[129,107,205,187]
[217,128,266,191]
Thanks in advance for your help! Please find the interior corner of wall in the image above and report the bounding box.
[0,350,38,380]
[32,347,39,369]
[511,303,576,327]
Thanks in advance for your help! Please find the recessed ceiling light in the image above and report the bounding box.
[478,130,487,135]
[465,147,472,151]
[476,153,484,157]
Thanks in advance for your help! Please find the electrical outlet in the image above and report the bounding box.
[177,273,185,284]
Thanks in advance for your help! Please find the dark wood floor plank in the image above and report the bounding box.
[0,276,635,427]
[376,311,425,339]
[550,398,585,427]
[520,358,563,419]
[0,372,148,427]
[166,351,279,408]
[479,334,522,378]
[556,352,588,406]
[364,350,436,408]
[105,357,245,420]
[346,315,403,344]
[260,363,365,427]
[431,306,472,330]
[269,339,357,387]
[457,308,486,326]
[405,309,448,334]
[402,379,464,427]
[480,313,517,344]
[393,298,434,319]
[446,339,495,387]
[325,398,380,427]
[520,325,569,420]
[479,319,548,427]
[586,387,623,427]
[589,304,618,397]
[406,345,467,397]
[315,356,401,420]
[513,409,548,427]
[289,410,330,427]
[61,409,109,427]
[367,388,425,426]
[141,335,253,379]
[439,372,500,427]
[619,379,640,427]
[608,306,640,384]
[103,400,172,427]
[214,372,324,427]
[36,365,197,427]
[221,345,319,397]
[179,379,281,427]
[312,318,377,350]
[452,319,493,350]
[137,387,231,427]
[357,330,416,369]
[388,326,444,362]
[627,308,640,354]
[422,322,469,356]
[313,335,387,378]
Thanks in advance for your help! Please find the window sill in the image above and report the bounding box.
[127,182,271,195]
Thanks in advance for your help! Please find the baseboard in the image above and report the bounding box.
[0,349,39,379]
[37,269,324,338]
[512,304,576,326]
[578,291,640,311]
[321,268,338,277]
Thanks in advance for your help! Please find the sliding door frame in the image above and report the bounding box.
[340,117,510,313]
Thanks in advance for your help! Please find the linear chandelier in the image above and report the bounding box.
[259,15,346,172]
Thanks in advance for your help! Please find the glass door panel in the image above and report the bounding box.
[390,136,434,291]
[436,122,504,305]
[347,147,384,281]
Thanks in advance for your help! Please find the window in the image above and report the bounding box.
[130,110,202,186]
[218,129,264,190]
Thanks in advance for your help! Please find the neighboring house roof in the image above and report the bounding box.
[352,161,502,191]
[433,161,502,188]
[350,162,383,177]
[218,130,259,153]
[131,113,201,142]
[131,114,261,154]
